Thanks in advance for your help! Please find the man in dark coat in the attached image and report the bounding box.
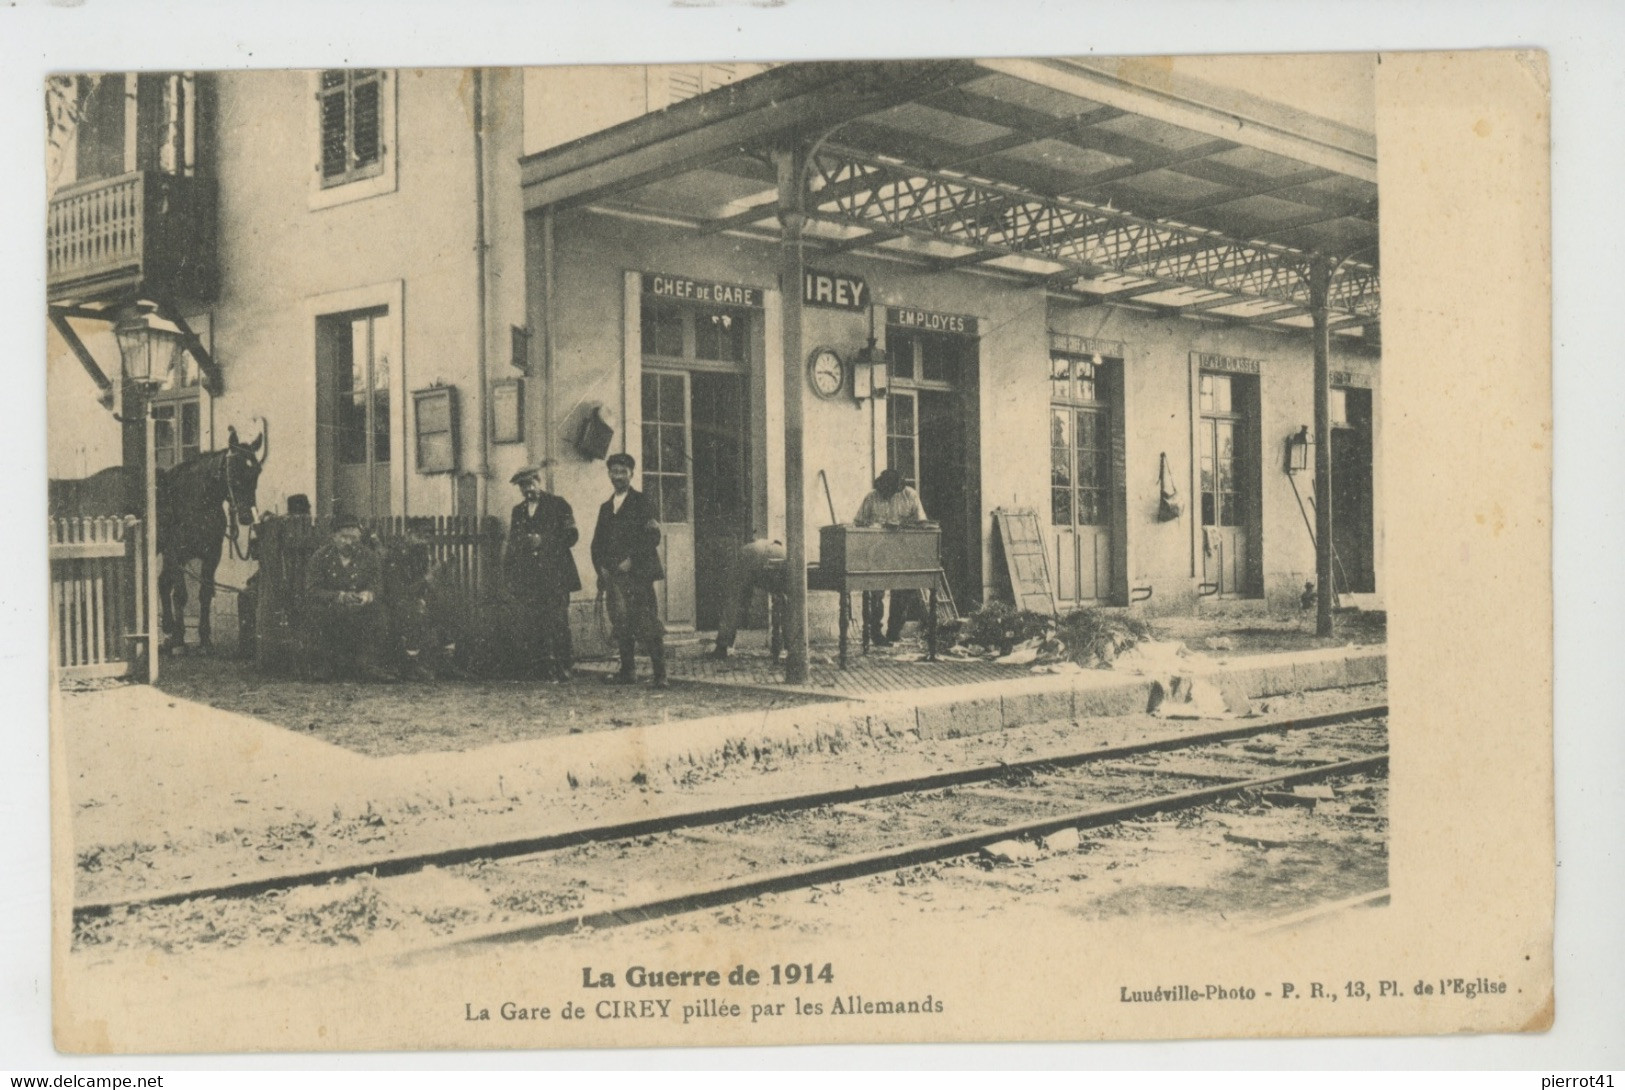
[590,452,667,688]
[505,465,581,682]
[304,514,390,681]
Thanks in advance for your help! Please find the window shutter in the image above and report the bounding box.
[352,71,382,168]
[318,76,347,179]
[668,67,704,104]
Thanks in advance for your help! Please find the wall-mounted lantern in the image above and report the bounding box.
[852,305,889,399]
[114,301,184,387]
[1285,424,1314,474]
[852,334,889,399]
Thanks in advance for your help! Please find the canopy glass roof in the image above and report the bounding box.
[521,58,1378,333]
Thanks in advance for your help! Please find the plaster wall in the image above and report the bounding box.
[541,209,1382,640]
[204,67,527,520]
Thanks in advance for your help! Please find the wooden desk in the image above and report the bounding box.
[807,525,942,667]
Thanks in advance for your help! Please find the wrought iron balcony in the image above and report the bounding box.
[47,171,217,305]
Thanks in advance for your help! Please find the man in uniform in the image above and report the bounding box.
[504,464,581,682]
[590,452,667,688]
[854,468,928,647]
[303,514,389,680]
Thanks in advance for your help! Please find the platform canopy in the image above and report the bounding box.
[521,58,1379,335]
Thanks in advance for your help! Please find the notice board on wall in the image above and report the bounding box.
[992,507,1056,615]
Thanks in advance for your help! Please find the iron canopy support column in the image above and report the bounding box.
[776,145,811,683]
[1310,255,1335,638]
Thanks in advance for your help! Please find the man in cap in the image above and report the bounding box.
[303,513,389,680]
[854,468,928,647]
[590,452,668,688]
[504,464,581,682]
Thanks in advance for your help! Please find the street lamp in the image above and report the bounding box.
[112,300,182,681]
[114,300,184,387]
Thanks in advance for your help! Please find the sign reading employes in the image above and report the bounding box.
[642,273,763,309]
[802,270,868,311]
[886,306,979,336]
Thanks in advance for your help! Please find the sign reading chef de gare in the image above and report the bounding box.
[643,273,763,309]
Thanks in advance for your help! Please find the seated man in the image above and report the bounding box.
[709,537,787,660]
[383,536,468,681]
[854,469,928,646]
[303,515,390,681]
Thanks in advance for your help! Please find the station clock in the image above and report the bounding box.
[806,346,846,400]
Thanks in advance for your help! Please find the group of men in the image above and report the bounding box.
[303,457,927,682]
[303,453,668,687]
[504,451,669,688]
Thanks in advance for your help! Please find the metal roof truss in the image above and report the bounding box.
[803,144,1378,324]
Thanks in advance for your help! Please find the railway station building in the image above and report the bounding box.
[46,60,1382,666]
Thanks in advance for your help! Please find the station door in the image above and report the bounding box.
[640,298,753,630]
[1049,352,1116,605]
[1199,371,1260,598]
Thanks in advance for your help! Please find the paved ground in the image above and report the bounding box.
[592,633,1026,696]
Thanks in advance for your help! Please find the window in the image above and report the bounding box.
[641,372,690,523]
[309,70,395,210]
[330,309,392,468]
[886,392,918,488]
[659,63,772,108]
[888,330,966,388]
[1049,353,1111,527]
[74,75,128,182]
[318,70,384,187]
[149,342,205,471]
[152,399,201,471]
[1199,373,1244,528]
[640,302,750,364]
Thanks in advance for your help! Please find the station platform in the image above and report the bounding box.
[59,631,1386,865]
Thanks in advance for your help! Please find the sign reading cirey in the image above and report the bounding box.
[803,270,868,311]
[642,272,764,309]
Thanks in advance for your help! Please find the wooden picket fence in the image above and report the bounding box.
[49,516,158,682]
[253,515,505,674]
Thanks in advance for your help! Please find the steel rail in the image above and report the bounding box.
[448,752,1388,949]
[74,703,1386,919]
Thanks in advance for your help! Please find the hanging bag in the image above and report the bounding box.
[1157,452,1184,521]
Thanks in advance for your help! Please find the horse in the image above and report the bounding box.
[155,420,268,652]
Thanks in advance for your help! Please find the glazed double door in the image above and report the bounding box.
[1050,403,1113,604]
[641,368,749,630]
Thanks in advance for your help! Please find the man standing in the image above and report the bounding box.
[505,465,581,682]
[590,452,668,688]
[304,514,389,681]
[854,468,928,647]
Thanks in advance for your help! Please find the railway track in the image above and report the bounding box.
[75,703,1388,951]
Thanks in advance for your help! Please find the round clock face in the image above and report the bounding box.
[808,348,845,399]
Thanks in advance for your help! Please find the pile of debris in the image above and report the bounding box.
[942,603,1155,671]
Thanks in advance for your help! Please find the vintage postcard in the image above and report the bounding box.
[41,49,1552,1053]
